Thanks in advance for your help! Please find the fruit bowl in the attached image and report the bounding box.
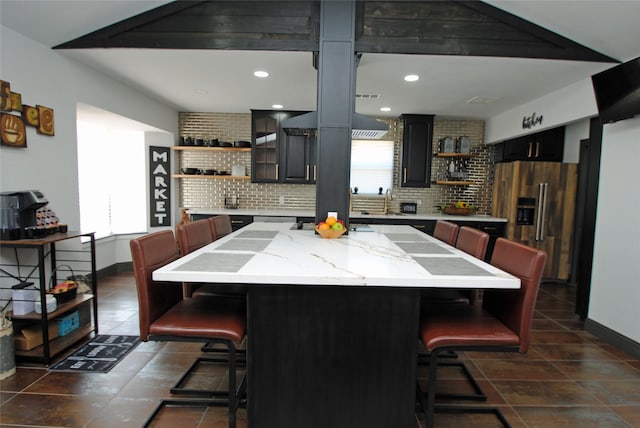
[443,206,477,216]
[315,227,347,239]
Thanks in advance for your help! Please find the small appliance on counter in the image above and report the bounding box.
[224,194,239,209]
[0,190,48,240]
[400,202,417,214]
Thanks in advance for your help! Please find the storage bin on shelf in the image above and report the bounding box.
[55,311,79,336]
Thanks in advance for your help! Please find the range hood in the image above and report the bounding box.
[282,111,389,139]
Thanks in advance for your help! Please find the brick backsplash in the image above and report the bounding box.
[178,112,495,215]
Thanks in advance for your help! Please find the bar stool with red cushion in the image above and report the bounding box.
[130,230,246,428]
[193,214,247,299]
[176,218,215,298]
[418,226,491,398]
[433,219,459,246]
[421,220,467,304]
[209,214,233,238]
[454,226,490,305]
[418,238,546,428]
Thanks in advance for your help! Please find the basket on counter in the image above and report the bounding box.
[47,265,78,304]
[315,227,347,239]
[443,206,477,216]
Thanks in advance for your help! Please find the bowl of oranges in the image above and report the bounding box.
[315,216,346,239]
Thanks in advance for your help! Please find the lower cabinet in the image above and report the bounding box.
[191,214,253,231]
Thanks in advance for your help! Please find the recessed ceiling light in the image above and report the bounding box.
[272,104,283,109]
[380,107,391,112]
[254,70,269,78]
[404,74,419,82]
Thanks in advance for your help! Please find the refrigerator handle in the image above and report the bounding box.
[540,183,548,239]
[535,183,549,241]
[536,183,544,240]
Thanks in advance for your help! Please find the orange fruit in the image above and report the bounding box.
[325,216,337,226]
[318,222,330,230]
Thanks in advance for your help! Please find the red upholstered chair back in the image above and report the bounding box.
[455,226,489,260]
[177,218,214,255]
[130,230,182,341]
[209,215,233,239]
[433,220,459,246]
[483,238,547,353]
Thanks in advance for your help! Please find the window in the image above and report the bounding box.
[77,111,147,239]
[350,140,394,194]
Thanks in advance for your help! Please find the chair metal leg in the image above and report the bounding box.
[434,405,512,428]
[171,356,232,397]
[431,360,486,401]
[422,348,511,428]
[201,342,247,363]
[426,350,439,428]
[150,339,241,428]
[142,398,230,428]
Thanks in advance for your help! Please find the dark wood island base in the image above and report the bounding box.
[248,285,420,428]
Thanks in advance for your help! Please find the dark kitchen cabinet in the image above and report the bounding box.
[495,126,565,162]
[400,114,434,188]
[252,110,280,183]
[191,214,253,231]
[251,110,314,184]
[282,132,316,184]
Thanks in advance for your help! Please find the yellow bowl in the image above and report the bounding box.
[315,227,346,239]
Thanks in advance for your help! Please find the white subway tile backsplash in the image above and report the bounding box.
[178,113,495,215]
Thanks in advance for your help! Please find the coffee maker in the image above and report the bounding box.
[0,190,48,239]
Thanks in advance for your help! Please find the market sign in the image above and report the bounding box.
[149,146,171,227]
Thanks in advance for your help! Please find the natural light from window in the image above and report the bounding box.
[77,114,146,239]
[350,140,394,194]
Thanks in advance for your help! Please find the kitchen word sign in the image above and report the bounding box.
[149,146,171,227]
[522,112,543,129]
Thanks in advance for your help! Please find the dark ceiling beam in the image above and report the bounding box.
[54,0,320,51]
[458,1,617,62]
[54,1,208,49]
[355,1,617,62]
[53,0,616,64]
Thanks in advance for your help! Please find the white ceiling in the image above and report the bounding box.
[2,0,639,121]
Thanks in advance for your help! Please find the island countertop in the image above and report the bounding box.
[186,207,507,223]
[154,222,518,289]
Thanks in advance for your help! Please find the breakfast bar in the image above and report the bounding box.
[153,222,519,428]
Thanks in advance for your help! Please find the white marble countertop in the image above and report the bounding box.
[154,222,518,289]
[187,207,507,223]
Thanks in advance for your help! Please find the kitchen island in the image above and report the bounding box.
[154,222,518,428]
[188,207,508,260]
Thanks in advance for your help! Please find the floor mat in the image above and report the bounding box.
[48,335,140,373]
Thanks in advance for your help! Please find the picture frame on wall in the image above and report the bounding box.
[1,113,27,147]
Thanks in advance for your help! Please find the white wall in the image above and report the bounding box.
[0,25,178,271]
[589,116,640,343]
[485,79,598,144]
[563,119,590,163]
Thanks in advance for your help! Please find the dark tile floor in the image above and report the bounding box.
[1,273,639,427]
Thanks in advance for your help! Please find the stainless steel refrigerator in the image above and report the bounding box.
[492,161,578,280]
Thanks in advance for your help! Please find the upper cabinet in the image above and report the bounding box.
[495,126,565,162]
[251,110,315,184]
[282,131,316,184]
[400,114,434,188]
